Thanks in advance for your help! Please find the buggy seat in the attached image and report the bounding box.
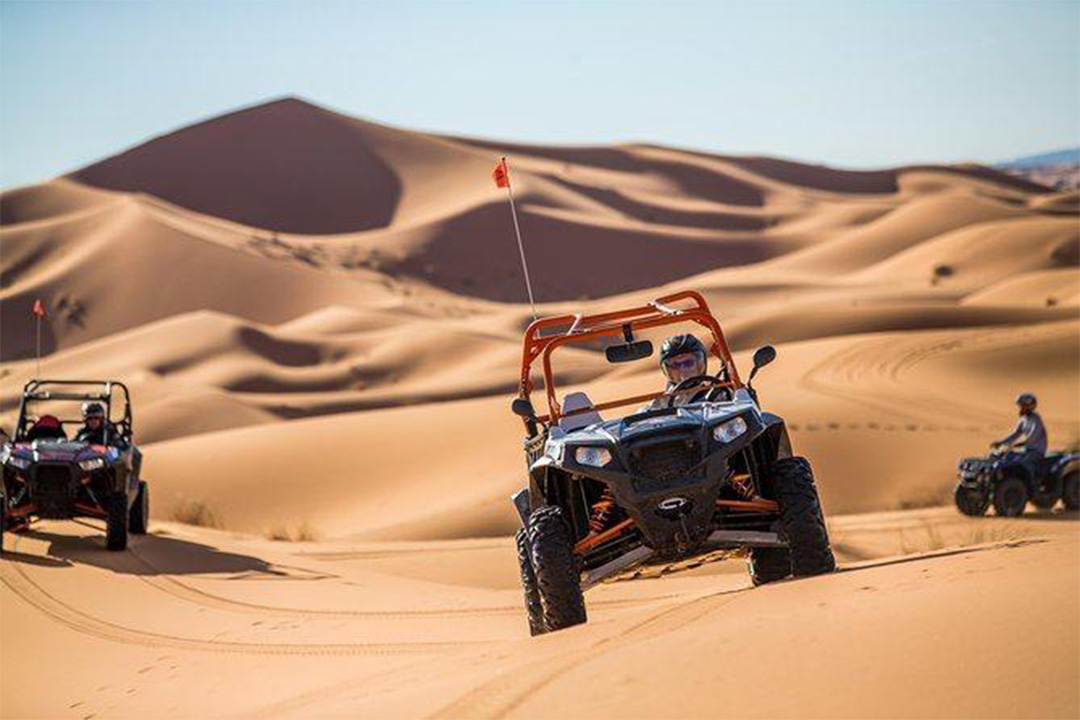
[560,392,603,432]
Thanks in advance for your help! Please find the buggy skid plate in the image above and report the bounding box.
[579,530,787,590]
[703,529,787,549]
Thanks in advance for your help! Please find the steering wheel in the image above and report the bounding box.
[662,374,731,407]
[670,374,723,394]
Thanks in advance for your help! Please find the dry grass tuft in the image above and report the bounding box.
[266,521,318,542]
[897,485,954,511]
[171,499,222,528]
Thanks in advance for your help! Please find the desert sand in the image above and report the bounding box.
[1,97,1078,719]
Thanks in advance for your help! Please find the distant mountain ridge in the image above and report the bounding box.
[998,148,1080,169]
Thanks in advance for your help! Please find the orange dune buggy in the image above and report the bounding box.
[509,291,835,635]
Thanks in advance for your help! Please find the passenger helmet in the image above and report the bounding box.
[35,414,62,429]
[82,401,106,419]
[1015,393,1037,409]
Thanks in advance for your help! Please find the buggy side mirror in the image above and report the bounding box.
[747,345,777,385]
[511,398,536,419]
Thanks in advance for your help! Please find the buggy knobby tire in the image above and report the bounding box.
[1062,471,1079,511]
[0,494,5,556]
[992,476,1028,518]
[527,506,586,632]
[773,457,836,577]
[130,480,149,535]
[748,545,791,586]
[106,492,129,551]
[954,483,990,517]
[516,528,547,636]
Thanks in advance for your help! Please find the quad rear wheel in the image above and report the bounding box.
[527,506,586,632]
[106,492,129,551]
[954,483,990,516]
[1062,472,1079,511]
[992,477,1029,518]
[130,480,149,535]
[773,457,836,578]
[515,528,546,636]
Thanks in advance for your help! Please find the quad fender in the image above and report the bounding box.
[997,460,1035,489]
[1054,454,1080,479]
[759,413,794,463]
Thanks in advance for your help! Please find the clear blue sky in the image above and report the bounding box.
[2,0,1078,189]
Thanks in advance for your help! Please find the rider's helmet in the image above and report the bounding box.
[82,402,106,420]
[659,334,708,384]
[1016,392,1037,411]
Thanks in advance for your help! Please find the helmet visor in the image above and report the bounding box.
[663,352,705,383]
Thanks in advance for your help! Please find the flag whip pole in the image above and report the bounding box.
[35,311,42,377]
[499,157,538,322]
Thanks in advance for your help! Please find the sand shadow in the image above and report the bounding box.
[1015,509,1080,522]
[7,524,313,579]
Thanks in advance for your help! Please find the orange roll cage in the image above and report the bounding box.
[517,290,744,427]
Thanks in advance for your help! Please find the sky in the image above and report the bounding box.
[1,0,1078,189]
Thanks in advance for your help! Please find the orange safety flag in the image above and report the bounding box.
[492,158,510,189]
[32,299,46,317]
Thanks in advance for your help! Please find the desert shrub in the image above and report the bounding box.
[171,499,222,528]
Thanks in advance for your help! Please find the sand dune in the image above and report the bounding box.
[2,97,1078,719]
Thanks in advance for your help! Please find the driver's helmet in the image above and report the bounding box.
[1015,392,1037,410]
[659,334,708,384]
[34,414,62,430]
[82,401,106,420]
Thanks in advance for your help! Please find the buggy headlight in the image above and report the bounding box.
[79,458,105,472]
[3,451,30,470]
[712,416,748,443]
[575,447,613,468]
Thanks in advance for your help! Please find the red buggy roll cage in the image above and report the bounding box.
[517,290,744,426]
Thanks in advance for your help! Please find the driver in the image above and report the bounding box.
[992,393,1047,477]
[74,402,116,445]
[647,334,711,409]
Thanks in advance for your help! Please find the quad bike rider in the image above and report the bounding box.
[955,393,1079,517]
[1,380,149,552]
[509,291,835,636]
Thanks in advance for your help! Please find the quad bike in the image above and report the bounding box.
[1,380,149,552]
[955,446,1079,517]
[509,291,835,635]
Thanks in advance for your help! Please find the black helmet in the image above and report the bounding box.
[1016,393,1037,409]
[82,401,105,419]
[660,334,707,365]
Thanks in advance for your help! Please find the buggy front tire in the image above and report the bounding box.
[954,484,990,517]
[130,480,149,535]
[528,506,586,632]
[1062,472,1079,511]
[748,546,791,586]
[106,493,129,551]
[773,457,836,578]
[992,477,1028,518]
[516,528,546,636]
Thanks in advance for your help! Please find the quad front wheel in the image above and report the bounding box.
[527,506,586,633]
[954,484,990,517]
